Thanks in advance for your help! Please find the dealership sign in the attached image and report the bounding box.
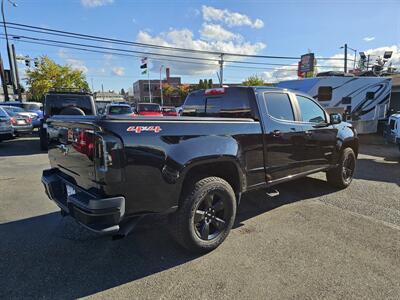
[299,53,315,73]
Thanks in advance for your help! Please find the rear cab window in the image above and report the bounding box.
[263,92,294,121]
[108,106,132,115]
[182,87,253,118]
[45,94,95,116]
[137,104,161,112]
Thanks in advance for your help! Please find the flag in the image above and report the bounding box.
[141,69,147,75]
[140,63,147,69]
[141,57,147,64]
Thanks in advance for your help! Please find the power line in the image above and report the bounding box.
[2,22,302,60]
[4,37,301,72]
[2,22,354,62]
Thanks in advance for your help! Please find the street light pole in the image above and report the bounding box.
[344,43,348,73]
[160,64,164,107]
[1,0,18,99]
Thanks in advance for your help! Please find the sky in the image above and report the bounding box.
[1,0,399,93]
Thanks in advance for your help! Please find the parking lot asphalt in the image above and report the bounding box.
[0,136,399,299]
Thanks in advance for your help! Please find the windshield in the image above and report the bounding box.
[23,103,42,111]
[3,108,17,116]
[108,105,132,115]
[162,107,176,113]
[137,103,161,112]
[9,107,25,113]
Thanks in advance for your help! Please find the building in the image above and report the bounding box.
[132,68,181,106]
[94,91,125,102]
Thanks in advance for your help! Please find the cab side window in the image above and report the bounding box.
[296,95,326,123]
[264,93,294,121]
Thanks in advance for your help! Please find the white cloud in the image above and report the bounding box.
[324,45,400,70]
[112,67,125,76]
[202,5,264,29]
[81,0,114,8]
[58,49,88,73]
[136,29,265,75]
[262,64,298,83]
[363,36,375,42]
[200,24,241,42]
[67,59,89,73]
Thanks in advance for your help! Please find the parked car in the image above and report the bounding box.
[40,90,97,150]
[386,113,400,151]
[135,103,162,116]
[2,107,33,136]
[104,103,134,116]
[0,107,13,141]
[161,106,178,116]
[0,101,43,120]
[0,105,40,128]
[42,87,358,253]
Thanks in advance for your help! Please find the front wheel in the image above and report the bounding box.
[326,147,356,188]
[171,177,237,253]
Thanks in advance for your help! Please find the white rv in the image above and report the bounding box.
[276,76,392,134]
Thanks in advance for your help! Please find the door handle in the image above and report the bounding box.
[272,130,281,137]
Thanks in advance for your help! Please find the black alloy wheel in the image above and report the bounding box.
[193,191,228,241]
[342,154,355,183]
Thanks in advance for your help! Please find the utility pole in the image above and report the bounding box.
[148,61,152,103]
[11,44,21,100]
[2,0,18,97]
[219,53,224,87]
[343,43,348,73]
[160,65,164,107]
[0,54,9,101]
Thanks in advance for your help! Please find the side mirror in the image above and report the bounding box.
[330,113,342,125]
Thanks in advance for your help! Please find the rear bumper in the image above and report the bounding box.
[13,125,33,133]
[41,168,125,234]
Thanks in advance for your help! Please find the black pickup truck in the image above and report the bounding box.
[42,87,358,252]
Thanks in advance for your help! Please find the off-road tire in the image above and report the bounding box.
[170,176,237,253]
[326,147,356,189]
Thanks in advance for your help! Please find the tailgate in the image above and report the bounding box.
[47,120,98,190]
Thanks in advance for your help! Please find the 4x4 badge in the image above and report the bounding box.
[127,126,162,133]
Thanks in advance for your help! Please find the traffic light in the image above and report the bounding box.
[34,59,39,68]
[25,59,30,67]
[141,57,147,74]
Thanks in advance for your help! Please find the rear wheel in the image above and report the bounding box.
[326,147,356,188]
[171,177,237,253]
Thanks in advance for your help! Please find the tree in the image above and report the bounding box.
[162,83,176,98]
[242,75,265,86]
[176,84,191,99]
[25,56,89,101]
[120,88,126,95]
[208,79,213,88]
[204,79,208,88]
[198,79,204,89]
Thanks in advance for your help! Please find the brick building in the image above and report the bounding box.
[132,68,182,106]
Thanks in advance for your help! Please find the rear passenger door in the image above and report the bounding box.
[294,94,337,171]
[259,91,306,183]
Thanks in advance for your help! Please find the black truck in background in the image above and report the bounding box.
[39,90,97,150]
[41,87,358,252]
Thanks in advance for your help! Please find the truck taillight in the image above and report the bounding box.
[205,88,225,95]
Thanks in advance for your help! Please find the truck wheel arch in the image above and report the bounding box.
[179,158,244,205]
